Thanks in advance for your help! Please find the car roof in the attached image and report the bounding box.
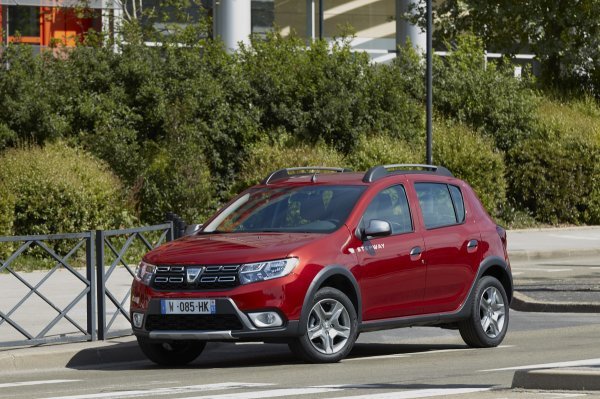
[260,165,455,186]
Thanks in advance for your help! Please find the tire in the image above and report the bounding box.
[137,337,206,366]
[458,276,509,348]
[289,287,358,363]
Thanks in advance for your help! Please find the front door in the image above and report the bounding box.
[355,184,426,320]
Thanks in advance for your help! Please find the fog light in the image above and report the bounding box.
[248,312,283,328]
[132,312,144,328]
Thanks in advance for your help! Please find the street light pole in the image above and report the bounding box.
[425,0,433,165]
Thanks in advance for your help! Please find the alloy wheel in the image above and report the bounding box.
[306,298,351,354]
[479,286,506,338]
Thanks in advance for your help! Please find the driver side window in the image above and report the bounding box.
[362,185,413,235]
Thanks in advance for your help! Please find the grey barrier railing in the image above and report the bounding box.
[0,232,95,347]
[96,223,173,339]
[0,223,174,347]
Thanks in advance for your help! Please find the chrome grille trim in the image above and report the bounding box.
[151,264,241,290]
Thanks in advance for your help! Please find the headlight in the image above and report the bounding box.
[239,258,299,285]
[135,261,156,286]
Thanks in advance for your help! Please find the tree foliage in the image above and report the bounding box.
[410,0,600,94]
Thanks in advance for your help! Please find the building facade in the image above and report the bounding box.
[1,0,423,60]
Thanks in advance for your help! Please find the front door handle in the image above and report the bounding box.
[410,246,422,260]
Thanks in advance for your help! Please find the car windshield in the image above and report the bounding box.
[203,185,366,234]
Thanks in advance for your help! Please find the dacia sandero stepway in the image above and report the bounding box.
[130,164,512,364]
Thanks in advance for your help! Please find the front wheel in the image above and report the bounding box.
[459,276,509,348]
[137,337,206,366]
[289,287,358,363]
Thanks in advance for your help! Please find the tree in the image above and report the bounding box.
[409,0,600,94]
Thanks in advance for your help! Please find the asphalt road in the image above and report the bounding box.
[2,311,600,399]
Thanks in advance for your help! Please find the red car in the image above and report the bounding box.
[131,164,512,364]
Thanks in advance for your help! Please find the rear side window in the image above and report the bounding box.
[415,183,465,229]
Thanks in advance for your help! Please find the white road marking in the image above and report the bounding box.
[345,345,513,362]
[182,387,342,399]
[235,342,264,345]
[0,380,79,389]
[40,382,273,399]
[480,358,600,372]
[325,387,491,399]
[511,268,573,272]
[344,354,410,361]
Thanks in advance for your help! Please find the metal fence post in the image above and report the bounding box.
[95,230,106,340]
[166,220,175,242]
[86,233,97,341]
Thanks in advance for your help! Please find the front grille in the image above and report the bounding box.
[151,265,240,290]
[145,314,244,331]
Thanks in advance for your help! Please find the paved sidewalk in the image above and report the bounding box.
[0,226,599,389]
[508,226,600,261]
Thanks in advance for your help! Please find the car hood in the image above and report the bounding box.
[143,232,324,265]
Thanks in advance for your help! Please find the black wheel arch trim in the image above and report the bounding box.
[478,255,513,303]
[298,265,362,334]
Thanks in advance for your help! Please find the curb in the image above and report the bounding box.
[508,248,600,262]
[0,337,145,372]
[512,368,600,391]
[510,291,600,313]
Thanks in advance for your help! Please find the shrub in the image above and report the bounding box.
[434,34,539,152]
[507,133,600,225]
[0,45,73,145]
[346,135,423,172]
[434,120,507,215]
[536,96,600,145]
[236,135,346,191]
[238,33,423,153]
[136,141,217,225]
[0,142,133,236]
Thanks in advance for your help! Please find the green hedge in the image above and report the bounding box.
[434,120,507,215]
[434,34,539,152]
[136,141,217,224]
[0,142,133,236]
[507,133,600,225]
[236,135,346,191]
[346,135,423,171]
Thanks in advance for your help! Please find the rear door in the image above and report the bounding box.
[414,182,481,314]
[355,184,426,320]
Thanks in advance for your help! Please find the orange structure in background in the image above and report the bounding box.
[0,5,101,47]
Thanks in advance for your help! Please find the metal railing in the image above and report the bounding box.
[0,223,174,347]
[0,232,95,347]
[96,224,173,339]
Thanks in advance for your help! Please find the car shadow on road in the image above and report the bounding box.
[68,341,470,371]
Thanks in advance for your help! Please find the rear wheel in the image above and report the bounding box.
[137,337,206,366]
[459,276,509,347]
[289,287,358,363]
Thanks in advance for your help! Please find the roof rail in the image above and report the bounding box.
[363,164,453,183]
[262,167,352,185]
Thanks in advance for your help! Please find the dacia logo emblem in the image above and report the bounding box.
[186,267,203,283]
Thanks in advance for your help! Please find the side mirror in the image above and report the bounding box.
[184,223,202,236]
[363,219,391,239]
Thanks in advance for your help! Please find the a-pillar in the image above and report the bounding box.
[213,0,251,53]
[396,0,426,52]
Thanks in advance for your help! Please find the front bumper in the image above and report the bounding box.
[132,297,301,342]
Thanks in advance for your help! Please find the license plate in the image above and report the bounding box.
[161,299,216,315]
